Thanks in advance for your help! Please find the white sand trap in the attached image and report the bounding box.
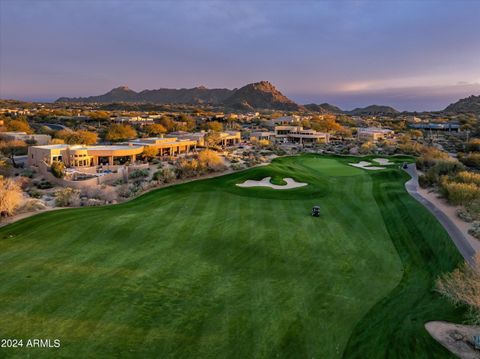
[373,158,394,165]
[349,161,386,170]
[237,177,307,190]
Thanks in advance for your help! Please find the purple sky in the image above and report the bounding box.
[1,0,479,111]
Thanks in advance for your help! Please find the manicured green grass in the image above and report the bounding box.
[0,155,463,358]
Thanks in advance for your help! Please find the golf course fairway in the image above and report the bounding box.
[0,155,465,358]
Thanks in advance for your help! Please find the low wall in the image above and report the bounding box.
[34,162,146,190]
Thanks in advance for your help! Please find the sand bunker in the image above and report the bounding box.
[373,158,394,165]
[349,161,386,170]
[237,177,307,190]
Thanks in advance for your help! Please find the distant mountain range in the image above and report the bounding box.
[444,95,480,115]
[347,105,399,116]
[304,103,344,114]
[56,81,299,111]
[55,81,480,115]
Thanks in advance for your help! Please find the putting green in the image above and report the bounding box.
[0,155,464,358]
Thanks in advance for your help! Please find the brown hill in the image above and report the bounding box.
[55,81,300,111]
[444,95,480,114]
[304,103,344,114]
[223,81,300,111]
[56,86,233,105]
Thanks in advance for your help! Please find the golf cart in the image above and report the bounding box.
[402,162,409,169]
[312,205,320,217]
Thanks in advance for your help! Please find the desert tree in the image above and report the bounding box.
[0,178,23,217]
[437,254,480,324]
[0,139,27,168]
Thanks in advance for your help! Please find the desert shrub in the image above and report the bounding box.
[468,222,480,240]
[142,147,158,160]
[55,187,81,207]
[160,168,175,183]
[83,198,104,207]
[436,254,480,324]
[81,186,117,203]
[51,161,65,178]
[28,188,43,199]
[175,158,200,179]
[431,159,464,176]
[230,163,246,171]
[455,171,480,186]
[439,178,480,205]
[415,147,450,170]
[111,178,125,186]
[152,170,163,182]
[0,178,23,217]
[359,141,376,154]
[35,179,53,189]
[457,208,474,223]
[466,138,480,152]
[129,169,149,179]
[21,169,35,178]
[465,198,480,218]
[421,159,464,186]
[197,149,226,172]
[20,198,46,212]
[459,153,480,169]
[418,174,434,188]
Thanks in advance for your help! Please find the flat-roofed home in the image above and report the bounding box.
[218,131,241,146]
[357,127,394,141]
[273,126,330,144]
[274,126,303,141]
[113,116,154,125]
[167,131,206,147]
[287,128,330,144]
[27,144,145,168]
[250,131,275,141]
[126,137,197,156]
[0,131,51,145]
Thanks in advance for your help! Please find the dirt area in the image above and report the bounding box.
[425,321,480,359]
[236,177,307,190]
[418,186,480,253]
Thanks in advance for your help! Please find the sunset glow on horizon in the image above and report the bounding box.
[1,0,479,111]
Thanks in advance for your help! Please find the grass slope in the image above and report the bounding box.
[0,155,464,358]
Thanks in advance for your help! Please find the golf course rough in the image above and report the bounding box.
[0,155,464,358]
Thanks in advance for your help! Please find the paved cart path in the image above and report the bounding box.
[404,164,477,265]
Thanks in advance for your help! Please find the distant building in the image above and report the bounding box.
[167,131,241,147]
[357,127,394,141]
[0,131,51,145]
[125,137,197,156]
[250,131,275,141]
[269,126,329,144]
[113,116,155,125]
[408,123,460,132]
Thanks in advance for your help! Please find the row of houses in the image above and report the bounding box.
[250,126,394,144]
[27,131,241,169]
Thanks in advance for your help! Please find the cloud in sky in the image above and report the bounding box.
[0,0,479,110]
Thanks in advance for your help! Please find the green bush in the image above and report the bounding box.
[459,153,480,169]
[21,169,35,178]
[35,180,53,189]
[28,188,43,199]
[468,221,480,239]
[129,169,149,179]
[51,161,65,178]
[457,208,474,223]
